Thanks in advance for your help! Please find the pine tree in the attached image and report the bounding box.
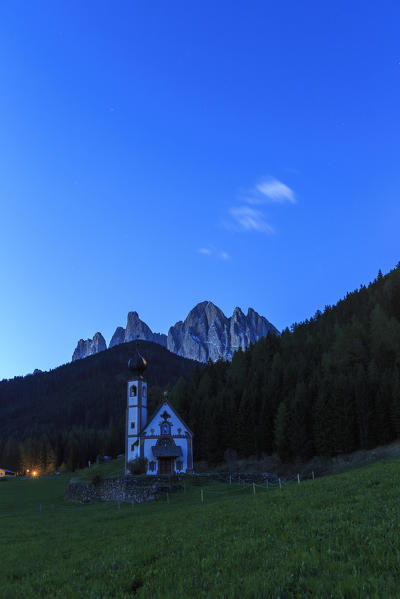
[391,368,400,436]
[1,438,20,472]
[353,363,370,448]
[274,401,290,461]
[289,382,313,459]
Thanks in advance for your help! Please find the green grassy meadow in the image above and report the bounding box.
[1,459,400,598]
[70,457,125,483]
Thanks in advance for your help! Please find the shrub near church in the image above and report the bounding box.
[127,457,148,475]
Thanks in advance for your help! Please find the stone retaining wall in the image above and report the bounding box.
[65,472,279,504]
[66,476,183,504]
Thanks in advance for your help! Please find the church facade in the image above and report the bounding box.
[125,355,194,475]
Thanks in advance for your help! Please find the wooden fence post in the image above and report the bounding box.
[279,478,282,490]
[201,489,204,504]
[297,473,300,484]
[312,471,315,480]
[266,480,269,490]
[253,483,255,496]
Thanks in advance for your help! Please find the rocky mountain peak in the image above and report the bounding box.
[127,310,139,322]
[125,311,153,342]
[72,302,279,363]
[184,301,227,330]
[72,332,107,361]
[167,303,279,362]
[232,306,246,321]
[109,327,125,348]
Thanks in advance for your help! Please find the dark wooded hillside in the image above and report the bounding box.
[0,341,199,472]
[168,264,400,464]
[2,264,400,473]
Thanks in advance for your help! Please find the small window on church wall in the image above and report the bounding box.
[130,385,137,397]
[143,386,147,397]
[131,443,135,451]
[149,461,156,472]
[176,460,183,471]
[131,422,135,429]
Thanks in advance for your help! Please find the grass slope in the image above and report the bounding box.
[70,456,125,483]
[1,459,400,598]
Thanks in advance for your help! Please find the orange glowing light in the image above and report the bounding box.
[26,469,30,473]
[32,470,38,477]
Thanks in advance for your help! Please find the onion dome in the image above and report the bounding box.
[128,353,147,378]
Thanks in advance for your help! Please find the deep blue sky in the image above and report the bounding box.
[1,1,399,379]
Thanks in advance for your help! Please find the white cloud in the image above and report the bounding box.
[225,175,296,235]
[254,177,296,204]
[197,247,230,260]
[229,206,274,234]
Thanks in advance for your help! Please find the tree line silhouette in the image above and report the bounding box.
[169,264,400,463]
[0,340,197,472]
[1,264,400,472]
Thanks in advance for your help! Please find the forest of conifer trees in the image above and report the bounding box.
[169,264,400,463]
[1,265,400,473]
[0,340,196,473]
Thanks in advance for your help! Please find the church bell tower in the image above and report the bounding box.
[125,352,148,474]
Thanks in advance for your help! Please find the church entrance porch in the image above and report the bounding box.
[158,458,173,475]
[152,436,182,475]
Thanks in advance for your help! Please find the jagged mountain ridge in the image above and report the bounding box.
[72,301,279,363]
[72,332,107,361]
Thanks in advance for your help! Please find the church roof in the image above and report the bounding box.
[141,400,194,437]
[152,445,183,458]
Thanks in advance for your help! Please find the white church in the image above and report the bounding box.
[125,353,194,475]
